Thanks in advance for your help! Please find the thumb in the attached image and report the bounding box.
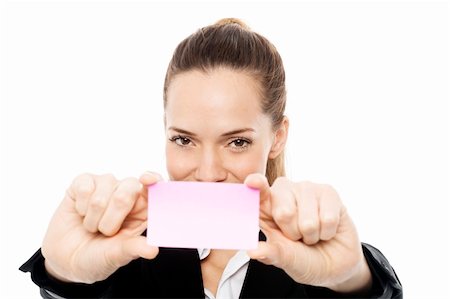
[139,171,163,200]
[111,236,159,268]
[244,173,271,202]
[244,173,273,219]
[139,171,163,186]
[247,230,311,271]
[122,235,159,261]
[247,241,284,267]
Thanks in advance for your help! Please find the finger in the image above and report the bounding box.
[122,236,159,261]
[247,241,283,267]
[70,173,96,216]
[139,171,163,199]
[121,221,158,261]
[244,173,270,201]
[295,182,320,245]
[244,173,272,217]
[139,171,163,185]
[319,185,341,241]
[270,177,302,240]
[98,177,142,236]
[83,174,117,233]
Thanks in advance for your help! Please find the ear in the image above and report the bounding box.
[269,116,289,159]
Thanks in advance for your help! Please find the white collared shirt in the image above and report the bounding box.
[197,248,250,299]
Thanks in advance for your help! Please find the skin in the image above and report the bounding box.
[42,67,372,296]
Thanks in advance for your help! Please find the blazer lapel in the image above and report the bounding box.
[151,247,205,297]
[239,259,307,298]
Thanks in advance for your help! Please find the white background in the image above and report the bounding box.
[1,0,449,298]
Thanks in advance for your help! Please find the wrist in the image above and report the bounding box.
[44,260,72,283]
[328,258,373,295]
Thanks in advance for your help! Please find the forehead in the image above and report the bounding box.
[165,68,269,132]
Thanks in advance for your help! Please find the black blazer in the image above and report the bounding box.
[20,242,402,298]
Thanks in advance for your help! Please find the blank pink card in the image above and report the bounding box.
[147,181,260,250]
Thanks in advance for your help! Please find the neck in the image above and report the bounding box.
[205,249,238,269]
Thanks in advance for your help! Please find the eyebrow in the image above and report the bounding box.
[168,127,255,137]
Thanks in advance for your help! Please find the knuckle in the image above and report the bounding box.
[100,173,116,182]
[273,207,295,222]
[320,232,333,241]
[89,196,107,211]
[294,181,315,198]
[77,182,95,197]
[84,222,98,234]
[98,222,115,237]
[323,183,335,191]
[72,173,95,196]
[322,184,339,197]
[324,186,342,205]
[321,214,339,228]
[297,180,314,191]
[298,180,313,186]
[122,177,141,193]
[75,199,87,216]
[303,236,319,245]
[112,192,132,209]
[273,176,290,186]
[300,220,318,234]
[73,172,92,184]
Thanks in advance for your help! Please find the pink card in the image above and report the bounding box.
[147,181,260,250]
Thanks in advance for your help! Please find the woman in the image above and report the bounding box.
[21,18,402,298]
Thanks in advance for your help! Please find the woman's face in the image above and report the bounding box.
[165,68,283,183]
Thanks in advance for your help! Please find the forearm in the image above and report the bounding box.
[20,249,112,298]
[303,243,402,298]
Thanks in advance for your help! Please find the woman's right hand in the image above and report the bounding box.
[41,172,161,284]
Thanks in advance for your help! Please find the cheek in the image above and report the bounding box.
[165,146,196,180]
[224,148,269,182]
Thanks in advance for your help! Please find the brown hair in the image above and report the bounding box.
[163,18,286,185]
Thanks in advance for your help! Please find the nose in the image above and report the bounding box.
[194,147,227,182]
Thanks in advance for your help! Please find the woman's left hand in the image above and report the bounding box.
[244,173,373,294]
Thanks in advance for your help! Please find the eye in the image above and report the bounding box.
[231,139,247,147]
[228,138,251,150]
[170,135,192,146]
